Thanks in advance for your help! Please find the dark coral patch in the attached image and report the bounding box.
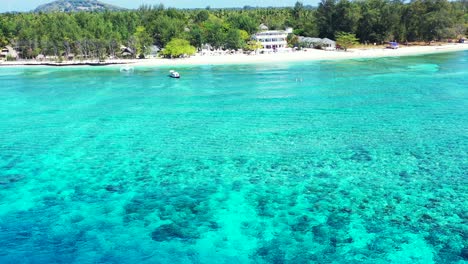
[349,147,373,162]
[151,223,200,242]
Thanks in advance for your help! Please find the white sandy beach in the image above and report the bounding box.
[1,43,467,67]
[132,43,468,67]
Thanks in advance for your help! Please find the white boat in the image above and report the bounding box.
[169,70,180,78]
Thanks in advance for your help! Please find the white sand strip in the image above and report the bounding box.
[1,43,467,68]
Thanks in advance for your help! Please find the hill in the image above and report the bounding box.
[34,0,125,12]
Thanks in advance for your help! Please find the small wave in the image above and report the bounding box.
[0,71,22,77]
[407,64,440,72]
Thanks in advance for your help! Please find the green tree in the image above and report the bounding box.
[134,26,152,58]
[356,0,392,43]
[301,21,319,37]
[316,0,337,39]
[194,10,209,23]
[334,0,361,34]
[239,30,250,42]
[245,40,263,53]
[287,34,299,47]
[203,16,228,49]
[0,37,7,47]
[228,14,258,34]
[225,29,244,50]
[189,26,204,49]
[336,32,359,51]
[421,0,456,41]
[161,38,196,58]
[293,1,304,20]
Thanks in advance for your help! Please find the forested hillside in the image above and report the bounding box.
[0,0,466,60]
[34,0,125,13]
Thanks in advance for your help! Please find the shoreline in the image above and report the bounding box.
[1,43,467,68]
[134,43,468,67]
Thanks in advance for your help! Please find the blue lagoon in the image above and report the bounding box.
[0,51,467,263]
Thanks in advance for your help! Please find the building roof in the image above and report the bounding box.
[322,38,336,44]
[201,43,213,50]
[299,37,336,44]
[1,45,18,57]
[299,37,322,43]
[259,23,269,31]
[120,46,134,54]
[149,45,160,55]
[255,30,288,36]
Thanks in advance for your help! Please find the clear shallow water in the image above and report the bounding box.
[0,52,467,263]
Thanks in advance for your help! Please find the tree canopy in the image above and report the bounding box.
[161,38,196,58]
[335,32,359,51]
[134,26,152,58]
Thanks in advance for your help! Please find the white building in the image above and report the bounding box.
[0,46,18,60]
[253,30,290,53]
[298,37,336,50]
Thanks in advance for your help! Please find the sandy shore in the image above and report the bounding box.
[1,43,467,67]
[133,43,468,67]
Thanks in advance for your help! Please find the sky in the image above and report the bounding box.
[0,0,319,13]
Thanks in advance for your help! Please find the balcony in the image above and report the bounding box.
[254,35,287,41]
[260,41,287,46]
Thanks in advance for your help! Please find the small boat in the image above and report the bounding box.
[169,70,180,78]
[120,66,134,72]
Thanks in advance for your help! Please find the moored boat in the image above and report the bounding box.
[169,70,180,78]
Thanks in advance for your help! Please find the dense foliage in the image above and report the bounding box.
[161,38,196,58]
[0,0,466,60]
[335,32,359,51]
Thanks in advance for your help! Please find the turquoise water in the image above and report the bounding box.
[0,52,467,263]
